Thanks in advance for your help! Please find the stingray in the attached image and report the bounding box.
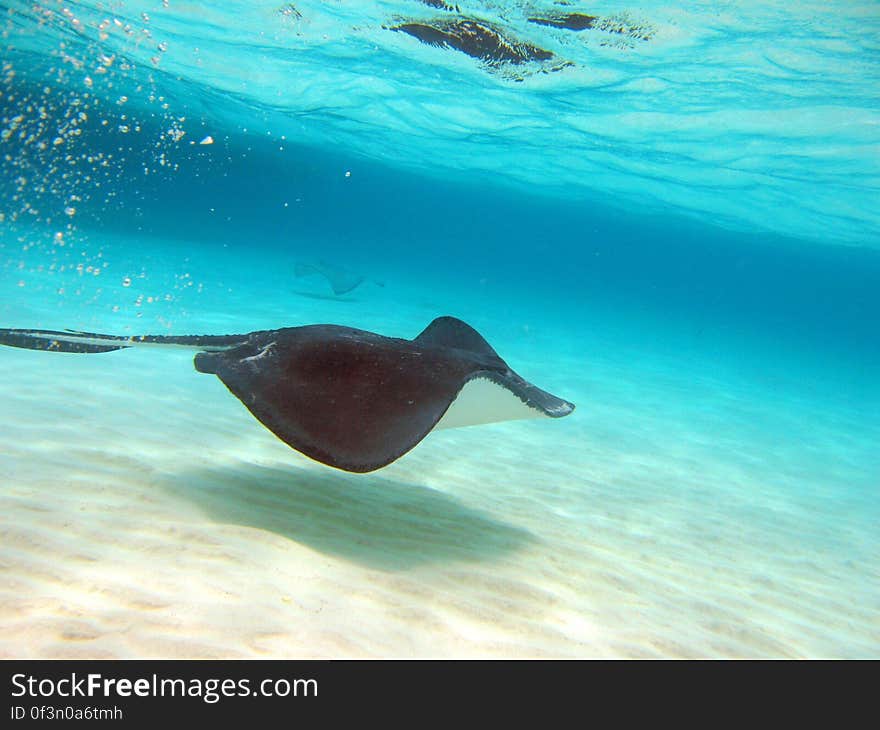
[294,260,384,297]
[0,316,574,473]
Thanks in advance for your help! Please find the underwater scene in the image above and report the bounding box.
[0,1,878,658]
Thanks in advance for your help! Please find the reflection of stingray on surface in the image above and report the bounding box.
[294,260,385,296]
[160,462,535,571]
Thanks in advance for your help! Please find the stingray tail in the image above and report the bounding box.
[0,328,248,354]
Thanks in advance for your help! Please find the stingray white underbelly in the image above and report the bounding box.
[434,376,549,430]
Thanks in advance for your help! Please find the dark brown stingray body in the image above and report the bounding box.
[0,317,574,472]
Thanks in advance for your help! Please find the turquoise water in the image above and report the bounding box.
[0,1,878,657]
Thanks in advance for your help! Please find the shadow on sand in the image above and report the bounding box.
[158,462,534,571]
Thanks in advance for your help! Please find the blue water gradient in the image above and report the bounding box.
[0,1,878,656]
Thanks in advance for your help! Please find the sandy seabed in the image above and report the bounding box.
[1,231,878,658]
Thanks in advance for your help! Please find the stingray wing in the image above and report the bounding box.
[194,325,484,472]
[415,317,575,428]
